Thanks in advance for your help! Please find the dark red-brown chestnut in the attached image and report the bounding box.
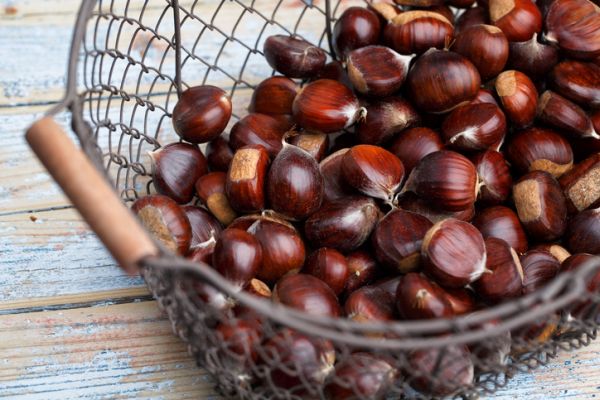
[288,132,329,162]
[229,113,288,158]
[507,34,559,80]
[396,273,454,319]
[452,24,509,82]
[303,248,349,296]
[550,61,600,108]
[532,243,572,263]
[474,238,524,303]
[345,250,380,294]
[263,35,326,78]
[182,205,222,249]
[345,286,396,322]
[472,150,512,204]
[273,273,341,317]
[520,249,561,294]
[389,127,443,174]
[319,149,355,203]
[225,145,269,213]
[566,208,600,255]
[495,70,538,128]
[473,206,529,254]
[213,228,262,290]
[445,287,478,315]
[537,90,599,140]
[206,135,234,172]
[488,0,542,42]
[332,7,381,58]
[355,97,420,145]
[216,318,262,367]
[441,102,507,151]
[396,192,477,224]
[385,11,454,55]
[455,7,488,34]
[559,154,600,213]
[249,76,298,115]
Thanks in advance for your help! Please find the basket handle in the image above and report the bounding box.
[26,117,159,274]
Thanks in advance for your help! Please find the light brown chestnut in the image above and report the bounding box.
[441,102,506,151]
[452,24,509,82]
[344,250,380,294]
[488,0,542,42]
[385,11,454,55]
[396,273,454,319]
[332,6,381,58]
[545,0,600,60]
[495,70,538,128]
[303,248,349,296]
[472,150,512,204]
[559,154,600,213]
[473,206,529,254]
[249,76,298,115]
[273,273,341,318]
[195,172,236,226]
[474,238,524,303]
[263,35,326,78]
[507,34,559,80]
[550,61,600,108]
[229,113,288,158]
[537,90,599,140]
[389,127,443,174]
[225,145,269,213]
[355,97,420,145]
[566,208,600,254]
[520,249,561,294]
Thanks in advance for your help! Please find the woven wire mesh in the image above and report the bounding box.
[61,0,600,398]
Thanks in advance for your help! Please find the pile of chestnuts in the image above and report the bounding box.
[131,0,600,396]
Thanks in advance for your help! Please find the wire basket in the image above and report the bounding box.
[25,0,600,398]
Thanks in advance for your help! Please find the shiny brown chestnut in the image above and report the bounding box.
[195,172,236,226]
[396,273,454,319]
[566,208,600,254]
[472,150,512,204]
[303,248,349,296]
[345,250,380,294]
[319,149,355,203]
[445,287,478,315]
[172,85,232,144]
[149,142,207,204]
[452,25,509,82]
[355,97,420,145]
[187,236,217,265]
[229,113,288,158]
[532,243,572,263]
[520,249,561,294]
[375,276,403,298]
[182,205,222,249]
[267,141,324,220]
[441,102,506,151]
[325,353,398,400]
[455,7,488,34]
[248,218,306,284]
[506,127,574,178]
[550,61,600,108]
[385,11,454,55]
[537,90,599,140]
[405,150,478,212]
[507,34,559,80]
[347,46,413,98]
[341,145,405,202]
[407,49,481,114]
[288,132,329,162]
[273,273,341,317]
[389,127,443,174]
[372,209,433,273]
[473,206,529,254]
[213,228,262,290]
[206,135,234,172]
[559,154,600,213]
[292,79,364,133]
[513,170,568,241]
[249,76,298,115]
[489,0,542,42]
[225,145,269,213]
[131,195,191,255]
[394,0,444,6]
[495,70,538,128]
[422,218,487,288]
[560,253,600,318]
[315,60,353,89]
[345,286,396,322]
[544,0,600,60]
[305,196,380,253]
[332,7,381,58]
[474,238,524,303]
[263,35,326,78]
[216,318,262,367]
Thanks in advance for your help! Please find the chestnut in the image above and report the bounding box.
[206,135,234,172]
[406,150,478,212]
[172,85,232,144]
[550,61,600,108]
[422,218,487,288]
[249,218,305,284]
[341,145,405,202]
[472,150,512,204]
[345,286,396,322]
[216,318,262,367]
[375,276,403,298]
[396,273,454,319]
[507,34,559,80]
[566,208,600,254]
[494,70,538,128]
[267,141,324,220]
[455,7,488,34]
[561,253,600,318]
[213,228,262,290]
[345,250,380,294]
[263,35,326,78]
[532,243,572,263]
[559,154,600,213]
[372,209,433,273]
[305,196,380,253]
[315,60,352,89]
[389,127,443,174]
[385,11,454,55]
[473,206,529,254]
[182,205,222,248]
[229,113,287,158]
[292,79,364,133]
[225,145,269,213]
[131,195,191,255]
[506,127,574,178]
[304,248,349,296]
[489,0,542,42]
[149,142,207,204]
[325,353,398,400]
[452,24,509,82]
[445,287,478,315]
[288,131,329,162]
[355,97,420,145]
[407,49,481,114]
[246,278,272,299]
[537,90,599,140]
[319,149,355,203]
[520,249,561,294]
[273,273,341,318]
[544,0,600,60]
[192,279,235,312]
[347,46,412,98]
[261,329,335,390]
[474,238,524,303]
[249,76,298,116]
[471,89,499,106]
[332,7,381,58]
[406,346,474,397]
[397,192,476,223]
[195,172,236,226]
[187,236,216,265]
[513,170,568,241]
[441,102,506,151]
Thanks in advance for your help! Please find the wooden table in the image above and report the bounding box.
[1,1,599,398]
